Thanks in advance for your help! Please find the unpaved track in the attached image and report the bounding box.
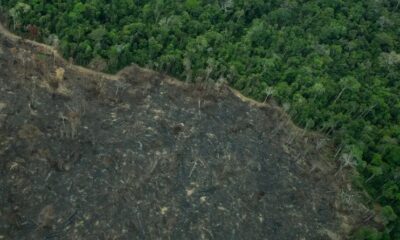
[0,22,119,81]
[0,21,273,108]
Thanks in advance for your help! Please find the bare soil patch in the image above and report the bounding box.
[0,24,359,239]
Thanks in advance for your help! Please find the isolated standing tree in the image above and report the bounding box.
[9,3,31,30]
[26,24,38,40]
[263,86,275,103]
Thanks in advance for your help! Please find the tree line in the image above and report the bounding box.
[1,0,399,238]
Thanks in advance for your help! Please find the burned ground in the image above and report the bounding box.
[0,26,360,240]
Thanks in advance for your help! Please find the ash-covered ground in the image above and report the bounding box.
[0,25,357,239]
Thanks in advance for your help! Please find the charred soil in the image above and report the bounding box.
[0,24,361,239]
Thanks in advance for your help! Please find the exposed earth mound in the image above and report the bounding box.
[0,24,357,239]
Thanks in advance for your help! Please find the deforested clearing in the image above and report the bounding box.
[0,23,362,239]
